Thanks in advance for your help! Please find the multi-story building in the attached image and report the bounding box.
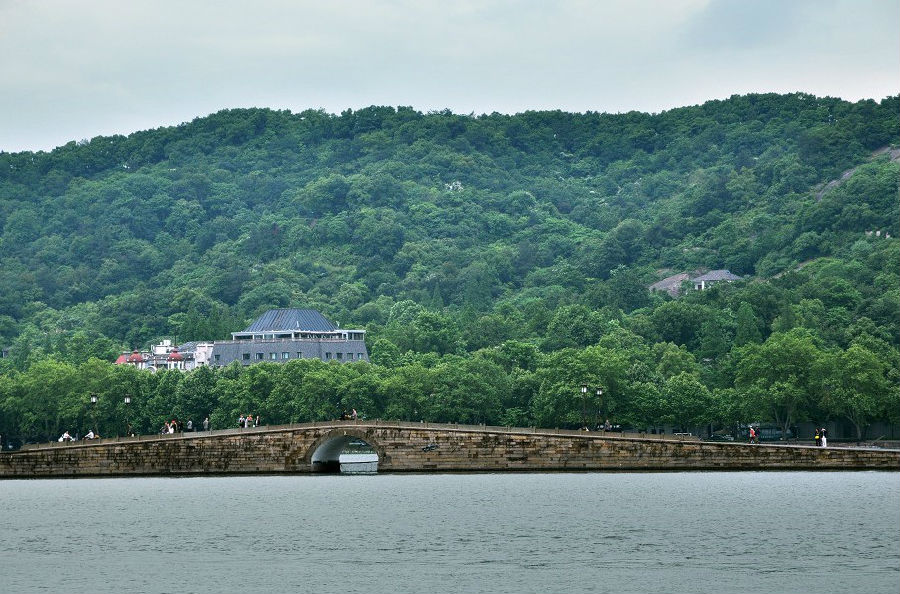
[209,308,368,367]
[115,308,368,371]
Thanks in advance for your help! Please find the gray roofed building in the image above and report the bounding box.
[692,269,742,291]
[240,308,336,333]
[649,273,691,297]
[212,308,368,367]
[647,269,746,296]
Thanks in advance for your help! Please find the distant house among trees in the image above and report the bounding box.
[691,270,743,291]
[650,269,743,296]
[648,273,692,297]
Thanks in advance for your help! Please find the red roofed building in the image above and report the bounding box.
[166,348,184,370]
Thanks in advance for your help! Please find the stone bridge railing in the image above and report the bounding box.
[2,420,898,477]
[16,419,703,450]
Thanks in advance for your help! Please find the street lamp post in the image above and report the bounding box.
[580,384,588,429]
[89,392,98,436]
[124,394,132,437]
[595,387,603,429]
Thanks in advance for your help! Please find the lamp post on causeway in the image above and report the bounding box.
[595,387,603,429]
[124,394,133,437]
[89,392,98,437]
[580,384,588,429]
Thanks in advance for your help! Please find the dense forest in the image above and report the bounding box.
[1,92,898,444]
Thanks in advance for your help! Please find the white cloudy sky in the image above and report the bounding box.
[1,0,897,152]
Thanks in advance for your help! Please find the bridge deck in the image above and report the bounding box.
[14,419,896,452]
[3,420,897,478]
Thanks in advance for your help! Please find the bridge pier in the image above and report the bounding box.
[311,460,342,473]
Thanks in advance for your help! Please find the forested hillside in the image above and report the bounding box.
[1,93,898,442]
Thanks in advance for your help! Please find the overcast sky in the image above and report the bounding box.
[1,0,897,153]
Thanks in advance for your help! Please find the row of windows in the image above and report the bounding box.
[211,352,366,362]
[324,352,365,361]
[235,333,354,340]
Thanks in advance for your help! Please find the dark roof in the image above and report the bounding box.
[693,269,742,282]
[649,273,691,292]
[243,309,337,333]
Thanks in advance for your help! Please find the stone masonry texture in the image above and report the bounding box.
[1,421,898,478]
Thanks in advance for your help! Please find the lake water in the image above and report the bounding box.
[0,472,897,594]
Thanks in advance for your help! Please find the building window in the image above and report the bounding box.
[242,353,251,361]
[282,352,290,359]
[270,352,277,360]
[336,352,343,361]
[358,353,364,360]
[297,352,303,359]
[214,354,220,362]
[325,352,332,360]
[256,353,264,360]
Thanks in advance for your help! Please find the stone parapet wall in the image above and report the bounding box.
[0,428,325,477]
[376,427,899,472]
[1,422,897,478]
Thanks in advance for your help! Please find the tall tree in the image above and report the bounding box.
[734,329,822,437]
[820,345,895,441]
[734,302,762,346]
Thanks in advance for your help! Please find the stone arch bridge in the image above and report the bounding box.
[1,420,897,478]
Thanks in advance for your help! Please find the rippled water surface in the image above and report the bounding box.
[1,472,897,594]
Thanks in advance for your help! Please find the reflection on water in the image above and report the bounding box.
[0,472,897,594]
[339,453,378,473]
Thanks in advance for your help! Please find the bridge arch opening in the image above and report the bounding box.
[309,430,380,474]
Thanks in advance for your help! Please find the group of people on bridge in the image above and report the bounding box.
[580,419,622,432]
[58,429,98,442]
[238,414,259,428]
[160,417,211,434]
